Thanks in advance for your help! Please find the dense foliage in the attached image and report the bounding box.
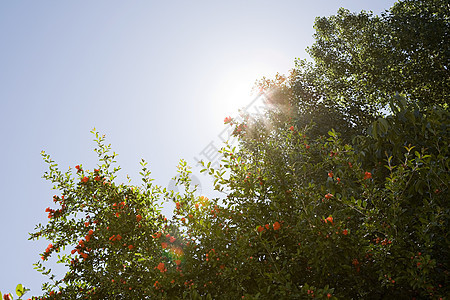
[3,0,448,299]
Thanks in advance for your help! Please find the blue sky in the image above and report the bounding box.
[0,0,396,296]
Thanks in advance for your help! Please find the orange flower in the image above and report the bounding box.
[289,126,294,131]
[364,172,372,180]
[273,221,281,231]
[325,193,333,199]
[170,236,176,243]
[136,214,142,222]
[257,226,264,233]
[116,234,122,241]
[325,216,334,225]
[328,172,333,178]
[176,202,181,210]
[175,260,181,266]
[181,217,186,223]
[80,252,88,259]
[161,242,168,249]
[156,262,166,273]
[265,224,270,230]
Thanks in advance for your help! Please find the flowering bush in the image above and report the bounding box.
[21,95,448,299]
[4,1,448,298]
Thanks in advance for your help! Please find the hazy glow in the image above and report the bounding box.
[211,61,283,120]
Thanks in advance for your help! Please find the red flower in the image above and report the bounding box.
[257,226,264,233]
[88,229,94,236]
[136,214,142,222]
[265,224,270,230]
[94,176,100,181]
[305,144,310,149]
[364,172,372,180]
[175,260,181,266]
[328,172,333,178]
[224,116,232,124]
[161,242,168,249]
[170,236,176,243]
[81,176,89,183]
[342,229,348,235]
[116,234,122,241]
[325,216,334,225]
[156,262,166,273]
[181,217,186,223]
[289,126,294,131]
[325,193,333,199]
[128,245,134,250]
[3,294,11,300]
[176,202,181,210]
[80,252,88,259]
[273,221,281,231]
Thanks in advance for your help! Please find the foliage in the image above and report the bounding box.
[24,97,448,299]
[1,284,30,300]
[308,0,449,109]
[3,0,448,299]
[256,0,449,137]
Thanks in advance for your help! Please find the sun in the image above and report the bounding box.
[211,65,266,119]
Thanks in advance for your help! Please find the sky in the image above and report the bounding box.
[0,0,397,296]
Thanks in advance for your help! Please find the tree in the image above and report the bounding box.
[309,0,449,108]
[6,0,448,299]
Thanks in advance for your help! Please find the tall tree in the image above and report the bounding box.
[307,0,449,116]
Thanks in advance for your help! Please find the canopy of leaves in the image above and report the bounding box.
[9,1,448,299]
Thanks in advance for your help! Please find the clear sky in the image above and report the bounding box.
[0,0,396,296]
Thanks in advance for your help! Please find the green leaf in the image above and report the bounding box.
[16,284,24,296]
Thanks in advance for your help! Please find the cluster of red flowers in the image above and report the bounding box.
[45,206,64,219]
[257,221,282,233]
[41,243,54,260]
[324,216,334,225]
[109,234,122,242]
[70,234,93,260]
[364,171,372,180]
[224,116,232,124]
[156,262,167,273]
